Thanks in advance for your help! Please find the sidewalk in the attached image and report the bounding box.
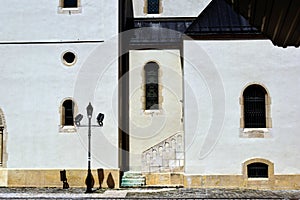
[0,187,300,199]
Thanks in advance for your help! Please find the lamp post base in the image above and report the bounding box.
[85,169,95,193]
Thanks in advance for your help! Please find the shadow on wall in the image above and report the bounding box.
[60,170,70,189]
[107,173,115,189]
[97,168,104,188]
[59,169,115,189]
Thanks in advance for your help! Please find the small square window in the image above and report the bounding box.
[147,0,160,14]
[58,0,81,14]
[63,0,78,8]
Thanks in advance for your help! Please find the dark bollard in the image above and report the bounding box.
[97,168,104,189]
[60,170,69,189]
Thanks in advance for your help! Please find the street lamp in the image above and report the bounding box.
[86,102,94,193]
[74,102,104,193]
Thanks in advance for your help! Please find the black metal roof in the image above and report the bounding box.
[130,18,195,48]
[134,18,194,33]
[185,0,264,39]
[226,0,300,48]
[124,0,299,48]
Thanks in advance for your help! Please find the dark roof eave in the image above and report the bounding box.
[184,33,267,40]
[225,0,300,48]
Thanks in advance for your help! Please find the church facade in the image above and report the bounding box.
[0,0,299,189]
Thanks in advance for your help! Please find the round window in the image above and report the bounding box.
[62,51,77,66]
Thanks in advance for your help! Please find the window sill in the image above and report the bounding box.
[144,109,162,115]
[58,7,82,14]
[240,128,271,138]
[247,178,269,181]
[144,14,162,18]
[59,125,77,133]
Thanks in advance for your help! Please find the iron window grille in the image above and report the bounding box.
[243,85,266,128]
[247,162,268,178]
[63,100,75,126]
[147,0,160,14]
[145,62,159,110]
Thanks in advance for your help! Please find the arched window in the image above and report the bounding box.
[145,62,159,110]
[243,84,267,128]
[62,99,75,126]
[147,0,160,14]
[247,162,268,178]
[243,158,274,180]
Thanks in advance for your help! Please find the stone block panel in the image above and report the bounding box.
[142,132,184,173]
[183,174,300,190]
[0,169,8,187]
[7,169,119,188]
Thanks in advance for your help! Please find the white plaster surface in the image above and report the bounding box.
[0,0,119,170]
[0,43,119,169]
[0,0,118,42]
[184,40,300,175]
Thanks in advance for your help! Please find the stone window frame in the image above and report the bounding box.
[142,60,163,114]
[242,158,274,180]
[239,83,272,138]
[59,98,78,133]
[0,108,7,168]
[144,0,163,15]
[58,0,82,14]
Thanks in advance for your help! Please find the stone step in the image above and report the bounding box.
[121,179,145,187]
[121,171,146,187]
[123,171,143,178]
[122,177,145,181]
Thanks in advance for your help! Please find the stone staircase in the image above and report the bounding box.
[121,171,146,187]
[142,132,184,173]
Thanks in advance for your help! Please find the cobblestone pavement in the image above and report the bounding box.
[127,188,300,199]
[0,187,300,199]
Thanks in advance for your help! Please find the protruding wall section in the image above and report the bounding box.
[129,49,183,171]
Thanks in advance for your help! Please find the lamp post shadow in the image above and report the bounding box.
[74,102,104,193]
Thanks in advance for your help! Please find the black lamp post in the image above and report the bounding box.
[85,102,94,193]
[74,102,104,193]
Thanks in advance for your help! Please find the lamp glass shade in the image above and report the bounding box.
[86,102,93,118]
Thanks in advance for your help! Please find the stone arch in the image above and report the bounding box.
[242,158,274,179]
[240,83,272,128]
[59,98,78,133]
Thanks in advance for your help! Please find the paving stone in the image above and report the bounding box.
[126,188,300,199]
[0,187,300,199]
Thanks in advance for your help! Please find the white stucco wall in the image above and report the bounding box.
[132,0,211,18]
[0,0,117,42]
[184,39,300,175]
[0,0,119,169]
[129,50,183,171]
[0,42,118,169]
